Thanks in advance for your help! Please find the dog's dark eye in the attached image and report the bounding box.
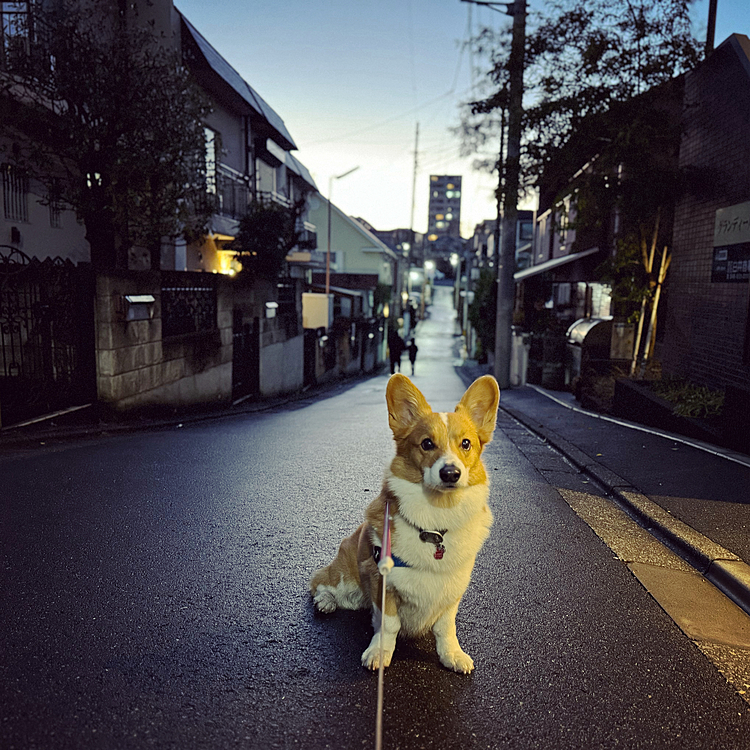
[461,439,471,450]
[421,438,436,451]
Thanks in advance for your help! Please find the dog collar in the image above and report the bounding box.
[397,514,448,560]
[397,513,447,542]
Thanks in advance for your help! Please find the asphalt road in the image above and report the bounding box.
[2,290,750,749]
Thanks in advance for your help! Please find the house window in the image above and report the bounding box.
[1,1,31,71]
[2,163,28,222]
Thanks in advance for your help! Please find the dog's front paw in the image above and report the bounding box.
[439,648,474,674]
[312,588,337,613]
[361,639,394,670]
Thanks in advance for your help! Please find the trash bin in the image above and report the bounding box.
[565,317,613,385]
[528,331,566,389]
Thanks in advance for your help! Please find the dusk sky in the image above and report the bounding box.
[175,0,749,238]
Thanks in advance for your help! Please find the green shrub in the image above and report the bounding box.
[649,379,724,419]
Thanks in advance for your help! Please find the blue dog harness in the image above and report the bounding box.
[372,545,410,568]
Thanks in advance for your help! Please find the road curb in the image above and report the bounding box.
[499,401,750,620]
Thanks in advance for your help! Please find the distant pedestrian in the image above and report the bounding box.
[388,330,405,374]
[407,339,418,375]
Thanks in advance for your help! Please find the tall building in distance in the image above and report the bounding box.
[427,175,462,241]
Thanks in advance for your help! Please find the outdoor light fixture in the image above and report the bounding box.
[123,294,155,321]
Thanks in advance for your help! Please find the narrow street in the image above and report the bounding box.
[2,285,749,749]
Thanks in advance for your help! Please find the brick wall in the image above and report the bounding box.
[661,36,750,390]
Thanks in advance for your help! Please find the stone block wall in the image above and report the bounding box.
[95,270,233,411]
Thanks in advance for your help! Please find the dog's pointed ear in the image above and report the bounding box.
[456,375,500,445]
[386,374,431,438]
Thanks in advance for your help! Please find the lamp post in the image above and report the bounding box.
[326,166,360,296]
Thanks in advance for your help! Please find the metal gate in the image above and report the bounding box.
[0,246,95,427]
[231,310,259,402]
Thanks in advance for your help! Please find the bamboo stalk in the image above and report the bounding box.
[640,245,671,375]
[630,215,660,375]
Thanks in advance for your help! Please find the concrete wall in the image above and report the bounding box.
[95,271,233,411]
[305,318,384,386]
[260,334,304,396]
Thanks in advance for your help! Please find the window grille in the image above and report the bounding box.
[2,164,28,222]
[161,272,217,338]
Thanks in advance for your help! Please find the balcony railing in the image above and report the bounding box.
[216,164,251,220]
[296,220,317,250]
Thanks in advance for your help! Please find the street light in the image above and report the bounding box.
[326,166,360,296]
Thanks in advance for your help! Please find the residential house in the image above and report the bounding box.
[302,195,395,382]
[358,224,424,323]
[469,212,534,272]
[0,0,323,426]
[514,78,685,390]
[176,9,320,400]
[308,195,397,319]
[459,214,535,361]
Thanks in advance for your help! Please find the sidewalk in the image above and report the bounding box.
[459,359,750,618]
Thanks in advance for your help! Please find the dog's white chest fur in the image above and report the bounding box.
[381,472,493,635]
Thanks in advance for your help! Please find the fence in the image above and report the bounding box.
[0,245,95,426]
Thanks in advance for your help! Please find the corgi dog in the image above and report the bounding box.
[309,373,500,673]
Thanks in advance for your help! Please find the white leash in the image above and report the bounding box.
[375,501,394,750]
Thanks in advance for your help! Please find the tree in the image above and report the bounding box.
[461,0,700,214]
[0,0,212,270]
[230,195,305,280]
[467,268,497,361]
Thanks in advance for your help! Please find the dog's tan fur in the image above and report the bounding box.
[310,374,499,672]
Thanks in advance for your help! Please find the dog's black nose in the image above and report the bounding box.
[439,464,461,485]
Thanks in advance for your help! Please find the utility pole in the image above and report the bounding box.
[461,0,526,389]
[409,122,420,320]
[410,122,419,233]
[705,0,717,56]
[494,104,507,284]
